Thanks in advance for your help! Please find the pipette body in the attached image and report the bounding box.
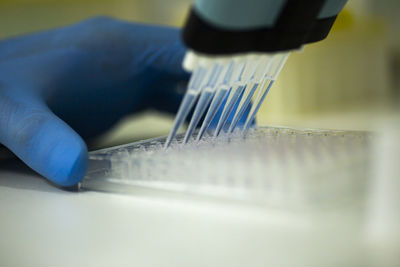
[165,0,348,148]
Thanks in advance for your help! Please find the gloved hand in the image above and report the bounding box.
[0,17,189,186]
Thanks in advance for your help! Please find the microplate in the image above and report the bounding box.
[80,126,372,210]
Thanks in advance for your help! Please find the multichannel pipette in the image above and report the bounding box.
[165,0,348,148]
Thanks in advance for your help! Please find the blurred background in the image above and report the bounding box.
[0,0,399,148]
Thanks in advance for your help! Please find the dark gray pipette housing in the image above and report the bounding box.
[182,0,348,55]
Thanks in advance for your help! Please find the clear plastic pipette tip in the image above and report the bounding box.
[196,61,234,141]
[242,53,289,135]
[213,84,245,137]
[242,79,274,133]
[164,67,206,148]
[183,64,223,143]
[226,56,266,133]
[227,82,259,133]
[196,86,230,141]
[213,62,247,137]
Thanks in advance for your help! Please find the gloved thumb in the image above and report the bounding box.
[0,86,88,186]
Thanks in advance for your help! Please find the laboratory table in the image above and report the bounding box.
[0,158,369,267]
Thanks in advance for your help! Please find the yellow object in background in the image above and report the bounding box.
[332,8,354,30]
[0,0,190,39]
[257,8,391,127]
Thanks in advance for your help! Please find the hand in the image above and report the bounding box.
[0,17,189,186]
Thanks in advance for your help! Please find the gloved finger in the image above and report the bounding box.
[0,86,88,186]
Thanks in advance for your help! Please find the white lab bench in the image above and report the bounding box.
[0,158,371,267]
[0,159,287,267]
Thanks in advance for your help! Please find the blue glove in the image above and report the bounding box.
[0,17,189,186]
